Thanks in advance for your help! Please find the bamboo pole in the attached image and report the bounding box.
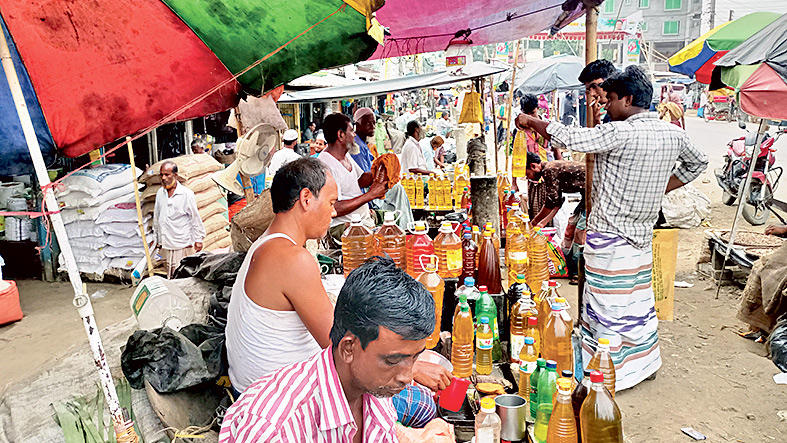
[0,29,136,440]
[489,75,500,174]
[505,40,522,175]
[127,137,154,278]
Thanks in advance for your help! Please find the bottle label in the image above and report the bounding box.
[561,310,572,323]
[493,318,500,340]
[519,360,537,374]
[509,251,528,264]
[510,335,525,361]
[477,428,494,443]
[477,336,493,350]
[446,248,462,270]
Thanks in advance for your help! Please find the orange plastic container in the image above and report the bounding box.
[434,222,462,278]
[418,256,445,349]
[0,280,23,325]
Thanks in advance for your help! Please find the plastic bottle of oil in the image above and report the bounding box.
[530,358,546,420]
[460,233,478,282]
[455,173,468,210]
[542,303,574,376]
[505,201,523,266]
[509,274,533,362]
[525,316,541,357]
[472,225,482,250]
[547,378,579,443]
[405,221,434,278]
[403,174,414,206]
[374,212,406,269]
[418,255,444,350]
[554,296,573,331]
[528,227,551,295]
[342,213,374,277]
[534,282,551,338]
[571,370,592,442]
[579,371,623,443]
[506,226,528,285]
[501,190,509,232]
[461,187,471,210]
[534,360,558,443]
[586,338,617,397]
[441,174,453,210]
[428,174,438,210]
[477,231,502,295]
[512,130,528,178]
[475,397,502,443]
[476,316,494,375]
[451,300,474,378]
[485,223,501,252]
[518,336,538,399]
[414,175,425,209]
[434,221,462,279]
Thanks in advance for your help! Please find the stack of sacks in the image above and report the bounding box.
[56,164,145,277]
[138,155,230,251]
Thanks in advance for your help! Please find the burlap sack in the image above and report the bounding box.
[203,213,229,234]
[139,155,223,184]
[230,189,273,252]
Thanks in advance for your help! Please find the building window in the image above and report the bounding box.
[663,20,680,35]
[664,0,681,10]
[624,0,632,4]
[604,0,615,14]
[639,0,649,8]
[640,22,648,31]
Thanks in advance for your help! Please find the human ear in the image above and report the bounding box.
[337,335,356,364]
[299,188,313,209]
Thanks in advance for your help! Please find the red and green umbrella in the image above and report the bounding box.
[668,12,781,84]
[0,0,382,172]
[714,13,787,120]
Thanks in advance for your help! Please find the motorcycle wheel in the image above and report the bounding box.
[742,183,771,226]
[722,190,736,206]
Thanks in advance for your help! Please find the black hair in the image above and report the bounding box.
[578,59,618,84]
[406,120,421,137]
[601,65,653,109]
[309,121,316,127]
[160,160,178,174]
[284,138,297,147]
[526,151,541,169]
[330,256,435,349]
[520,94,539,114]
[270,157,327,213]
[322,113,351,144]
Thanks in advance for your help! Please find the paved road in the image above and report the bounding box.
[684,115,787,204]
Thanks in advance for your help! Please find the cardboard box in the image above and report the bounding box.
[652,229,678,321]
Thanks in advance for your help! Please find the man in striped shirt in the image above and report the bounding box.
[219,256,435,442]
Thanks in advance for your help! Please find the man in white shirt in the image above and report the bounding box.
[400,121,433,175]
[317,113,387,237]
[153,161,206,278]
[266,129,302,178]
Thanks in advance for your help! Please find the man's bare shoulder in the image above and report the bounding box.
[247,237,317,273]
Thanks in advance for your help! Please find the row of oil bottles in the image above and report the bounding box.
[401,167,470,211]
[463,280,622,443]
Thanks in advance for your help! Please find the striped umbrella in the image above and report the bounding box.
[668,12,781,84]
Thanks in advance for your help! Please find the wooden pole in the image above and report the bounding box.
[127,137,154,278]
[490,75,500,175]
[233,106,255,202]
[505,40,522,175]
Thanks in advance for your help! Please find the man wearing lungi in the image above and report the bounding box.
[516,66,708,390]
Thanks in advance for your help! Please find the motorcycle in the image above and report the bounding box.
[715,124,784,225]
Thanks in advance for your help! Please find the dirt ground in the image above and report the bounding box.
[2,116,787,442]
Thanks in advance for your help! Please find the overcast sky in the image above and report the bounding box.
[714,0,786,23]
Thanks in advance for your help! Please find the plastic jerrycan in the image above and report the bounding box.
[342,213,374,277]
[543,303,574,376]
[434,221,462,278]
[451,300,474,378]
[417,255,444,349]
[405,221,434,278]
[374,211,406,269]
[131,276,195,331]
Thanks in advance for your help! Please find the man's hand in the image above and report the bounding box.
[367,180,388,200]
[515,113,533,130]
[590,99,602,127]
[412,360,452,391]
[764,224,787,237]
[194,242,203,252]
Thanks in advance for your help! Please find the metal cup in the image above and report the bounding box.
[495,394,527,441]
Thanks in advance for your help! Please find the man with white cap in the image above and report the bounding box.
[350,107,377,173]
[266,129,302,179]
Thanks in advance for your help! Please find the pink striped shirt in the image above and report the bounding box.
[219,347,398,443]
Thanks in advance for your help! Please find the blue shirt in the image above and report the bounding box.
[236,173,265,195]
[351,134,374,173]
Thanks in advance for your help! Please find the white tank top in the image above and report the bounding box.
[226,233,322,392]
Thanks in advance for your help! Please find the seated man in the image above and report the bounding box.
[400,121,434,176]
[318,113,387,235]
[220,256,436,442]
[737,224,787,340]
[225,158,450,424]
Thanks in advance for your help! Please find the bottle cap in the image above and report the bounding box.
[557,378,572,391]
[464,226,472,231]
[350,213,362,224]
[485,222,492,227]
[439,221,453,232]
[548,281,557,287]
[479,316,489,324]
[598,338,610,346]
[536,358,546,367]
[464,187,469,191]
[478,285,488,293]
[524,336,534,344]
[463,233,472,239]
[415,221,426,232]
[528,316,538,325]
[461,304,469,312]
[590,371,604,383]
[484,231,492,238]
[561,370,574,378]
[473,226,480,232]
[464,277,475,287]
[546,360,557,369]
[480,397,496,412]
[516,274,525,281]
[555,297,566,304]
[490,227,497,234]
[383,212,396,223]
[459,293,468,303]
[551,303,562,311]
[534,227,541,232]
[512,202,519,207]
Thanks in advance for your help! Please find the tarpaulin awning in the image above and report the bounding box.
[371,0,585,59]
[515,54,584,95]
[529,31,631,41]
[0,0,382,169]
[278,63,507,103]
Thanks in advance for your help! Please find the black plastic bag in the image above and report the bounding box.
[768,317,787,372]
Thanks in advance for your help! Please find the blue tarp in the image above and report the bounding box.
[0,18,56,176]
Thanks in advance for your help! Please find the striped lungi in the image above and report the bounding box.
[580,232,661,391]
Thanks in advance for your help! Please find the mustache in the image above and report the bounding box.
[349,142,361,155]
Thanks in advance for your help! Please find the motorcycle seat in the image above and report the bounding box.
[731,139,746,156]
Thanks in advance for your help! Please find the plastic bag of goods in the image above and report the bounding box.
[130,276,195,331]
[56,164,141,198]
[541,227,568,278]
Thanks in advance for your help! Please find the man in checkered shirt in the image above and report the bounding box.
[517,65,708,390]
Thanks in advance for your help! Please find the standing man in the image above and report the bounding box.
[351,107,377,173]
[266,129,302,179]
[153,161,206,279]
[400,121,433,176]
[577,59,618,127]
[516,66,708,390]
[302,121,316,142]
[318,113,387,234]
